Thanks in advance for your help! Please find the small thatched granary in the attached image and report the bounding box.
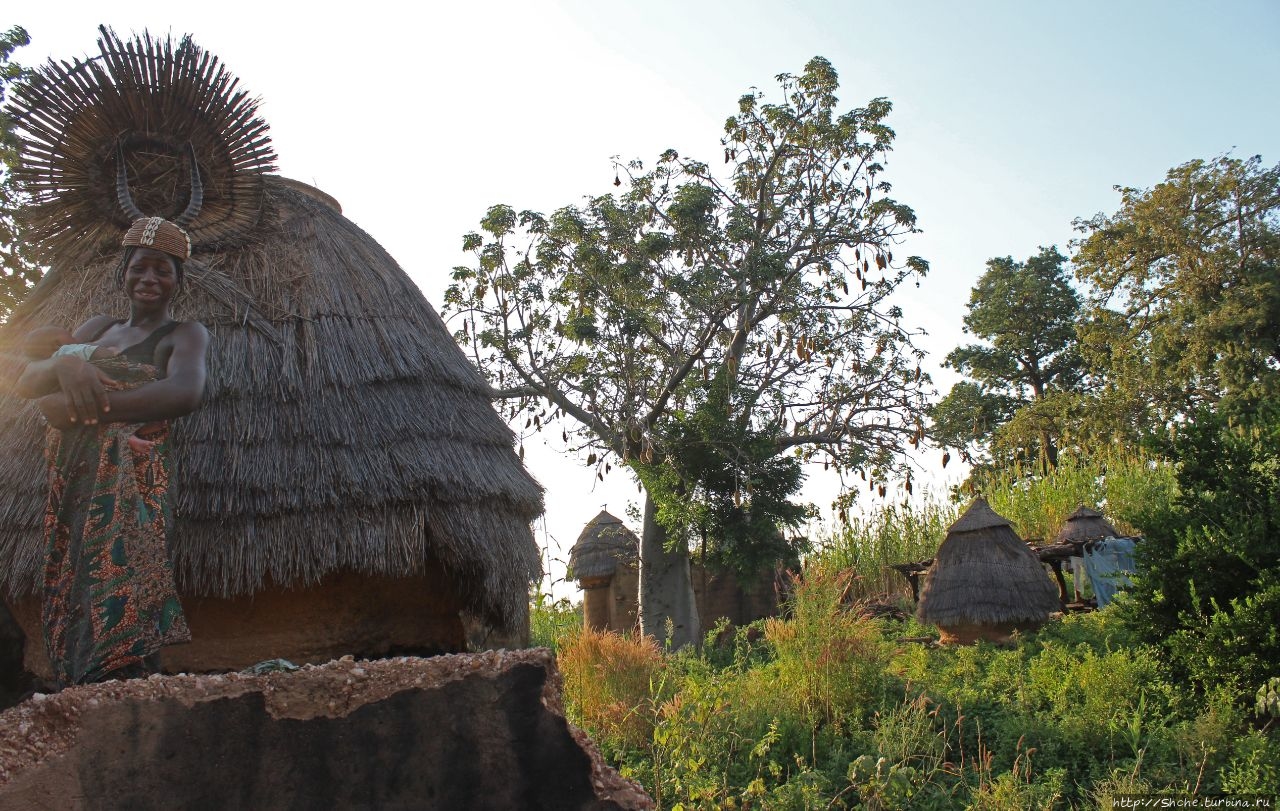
[568,511,784,634]
[1053,505,1133,607]
[568,511,640,633]
[1053,505,1120,544]
[0,29,541,677]
[1053,504,1120,601]
[916,498,1059,645]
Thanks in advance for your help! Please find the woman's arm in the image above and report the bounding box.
[98,321,210,422]
[37,321,210,428]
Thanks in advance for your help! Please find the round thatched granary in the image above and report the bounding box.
[1054,504,1122,602]
[1052,505,1120,544]
[0,29,542,678]
[916,498,1060,645]
[568,511,639,633]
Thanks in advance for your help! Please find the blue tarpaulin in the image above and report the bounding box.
[1083,537,1138,607]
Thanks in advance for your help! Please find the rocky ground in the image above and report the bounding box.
[0,648,652,810]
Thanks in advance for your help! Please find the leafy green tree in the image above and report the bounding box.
[1119,402,1280,699]
[446,57,931,648]
[0,25,39,320]
[635,374,809,579]
[1073,155,1280,700]
[930,246,1084,468]
[1073,154,1280,421]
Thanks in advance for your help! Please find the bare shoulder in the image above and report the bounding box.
[71,315,119,342]
[171,320,210,347]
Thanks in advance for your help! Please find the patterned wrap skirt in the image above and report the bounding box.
[42,357,190,686]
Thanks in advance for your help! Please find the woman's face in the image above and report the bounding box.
[124,247,179,308]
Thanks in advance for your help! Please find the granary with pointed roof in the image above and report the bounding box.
[0,28,542,677]
[568,510,641,633]
[568,510,786,634]
[1052,504,1137,608]
[916,497,1060,645]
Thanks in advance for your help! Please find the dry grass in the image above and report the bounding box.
[558,628,664,750]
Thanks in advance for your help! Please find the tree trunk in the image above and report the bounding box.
[638,494,700,650]
[1039,429,1058,474]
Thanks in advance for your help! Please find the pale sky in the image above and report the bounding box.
[8,1,1279,598]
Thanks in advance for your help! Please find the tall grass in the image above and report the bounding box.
[558,628,663,752]
[977,449,1177,540]
[816,493,958,600]
[815,450,1177,602]
[763,567,892,726]
[529,589,582,651]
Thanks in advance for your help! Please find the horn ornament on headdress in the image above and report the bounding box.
[114,143,147,222]
[116,142,202,260]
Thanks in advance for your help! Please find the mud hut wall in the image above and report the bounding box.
[7,569,466,680]
[691,565,782,627]
[583,586,612,633]
[587,562,780,633]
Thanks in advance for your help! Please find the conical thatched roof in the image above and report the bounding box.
[1052,505,1120,544]
[568,511,638,581]
[0,29,541,631]
[917,497,1059,626]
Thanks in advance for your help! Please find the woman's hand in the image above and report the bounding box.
[37,394,76,431]
[51,355,113,425]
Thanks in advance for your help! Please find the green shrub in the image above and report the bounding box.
[1168,580,1280,699]
[1220,729,1280,794]
[764,566,893,727]
[529,589,582,651]
[1121,403,1280,701]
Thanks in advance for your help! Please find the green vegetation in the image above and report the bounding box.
[1,25,40,321]
[1117,402,1280,701]
[817,494,954,599]
[538,451,1278,808]
[931,246,1085,470]
[555,587,1278,809]
[1073,154,1280,420]
[814,451,1176,600]
[974,450,1176,543]
[528,588,582,652]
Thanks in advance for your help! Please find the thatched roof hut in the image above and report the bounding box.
[0,29,541,670]
[916,498,1060,644]
[568,510,639,585]
[567,511,639,633]
[1052,505,1120,544]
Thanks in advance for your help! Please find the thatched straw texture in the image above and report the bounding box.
[568,511,638,581]
[0,30,542,632]
[1052,505,1120,544]
[916,497,1059,627]
[9,27,277,266]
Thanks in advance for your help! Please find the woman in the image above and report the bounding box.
[16,217,209,686]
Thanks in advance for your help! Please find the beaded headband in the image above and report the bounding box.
[121,216,193,261]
